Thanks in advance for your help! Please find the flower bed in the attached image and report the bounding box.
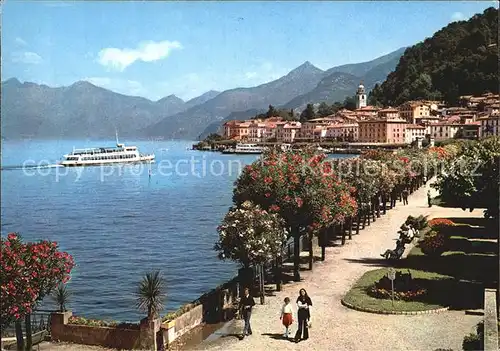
[368,286,427,301]
[428,218,455,228]
[68,316,139,329]
[367,270,427,301]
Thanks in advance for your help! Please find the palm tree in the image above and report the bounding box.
[52,283,71,312]
[135,270,166,320]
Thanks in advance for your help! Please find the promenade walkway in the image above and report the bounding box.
[38,182,486,351]
[190,182,484,351]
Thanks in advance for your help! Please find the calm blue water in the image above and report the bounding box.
[1,139,351,322]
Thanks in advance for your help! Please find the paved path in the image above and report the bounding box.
[192,183,484,351]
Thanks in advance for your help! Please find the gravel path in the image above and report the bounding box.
[193,182,484,351]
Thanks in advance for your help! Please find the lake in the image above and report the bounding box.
[1,139,350,322]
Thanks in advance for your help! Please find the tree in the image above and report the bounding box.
[232,149,357,280]
[266,105,277,118]
[214,201,287,268]
[433,137,500,219]
[0,233,74,350]
[205,133,223,142]
[343,96,356,110]
[135,270,166,320]
[300,104,316,122]
[52,283,71,312]
[373,7,498,106]
[317,102,333,117]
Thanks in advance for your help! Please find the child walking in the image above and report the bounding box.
[280,297,294,338]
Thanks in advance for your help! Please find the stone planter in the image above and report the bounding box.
[161,320,176,347]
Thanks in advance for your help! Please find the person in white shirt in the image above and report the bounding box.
[294,288,312,343]
[280,297,294,338]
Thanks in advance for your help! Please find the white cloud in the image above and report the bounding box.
[451,12,465,21]
[97,40,182,71]
[15,37,27,46]
[84,77,147,97]
[245,72,257,79]
[11,51,42,64]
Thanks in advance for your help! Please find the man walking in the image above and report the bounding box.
[427,190,432,208]
[402,188,409,205]
[240,287,255,338]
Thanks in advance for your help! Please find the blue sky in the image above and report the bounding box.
[2,1,496,101]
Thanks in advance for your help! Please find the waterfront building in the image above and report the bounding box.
[358,118,407,144]
[325,123,359,141]
[404,125,427,144]
[276,121,301,143]
[355,83,367,109]
[248,121,267,142]
[478,114,500,138]
[223,120,251,140]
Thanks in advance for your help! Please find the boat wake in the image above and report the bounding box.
[1,164,63,171]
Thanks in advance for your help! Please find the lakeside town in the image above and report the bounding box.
[200,86,500,152]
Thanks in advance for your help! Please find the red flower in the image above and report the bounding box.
[7,233,17,240]
[265,193,271,198]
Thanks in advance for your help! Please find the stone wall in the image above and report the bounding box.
[483,288,499,351]
[50,311,157,350]
[161,277,239,347]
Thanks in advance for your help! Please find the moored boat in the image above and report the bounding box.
[221,143,266,154]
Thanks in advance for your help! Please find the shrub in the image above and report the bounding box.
[405,215,428,230]
[68,316,139,329]
[462,321,484,350]
[462,333,481,350]
[419,230,447,256]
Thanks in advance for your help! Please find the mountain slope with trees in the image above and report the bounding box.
[369,7,498,106]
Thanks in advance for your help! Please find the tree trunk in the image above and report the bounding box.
[275,257,282,292]
[293,227,301,282]
[356,213,361,235]
[366,206,371,226]
[341,223,346,246]
[320,229,326,261]
[348,217,353,240]
[238,267,254,295]
[308,234,314,271]
[25,313,32,351]
[259,265,265,305]
[15,320,24,351]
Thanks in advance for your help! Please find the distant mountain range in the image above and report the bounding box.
[1,47,405,140]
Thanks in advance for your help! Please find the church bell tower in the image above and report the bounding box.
[356,82,367,109]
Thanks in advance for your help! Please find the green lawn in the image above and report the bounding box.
[398,217,498,310]
[342,268,451,313]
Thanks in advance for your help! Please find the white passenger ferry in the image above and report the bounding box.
[221,143,266,154]
[60,135,155,167]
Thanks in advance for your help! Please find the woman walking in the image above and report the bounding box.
[294,288,312,343]
[280,297,294,338]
